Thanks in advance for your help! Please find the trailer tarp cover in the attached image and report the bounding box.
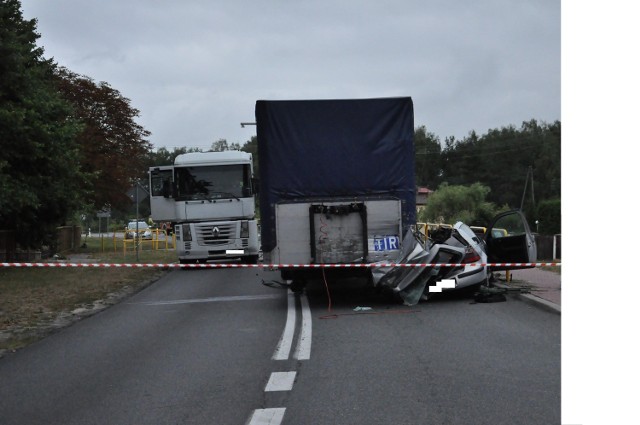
[256,97,416,253]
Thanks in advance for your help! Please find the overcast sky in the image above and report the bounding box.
[20,0,560,151]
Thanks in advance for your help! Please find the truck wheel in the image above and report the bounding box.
[179,259,196,265]
[290,279,306,293]
[241,255,259,264]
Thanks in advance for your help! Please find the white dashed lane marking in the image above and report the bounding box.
[265,371,297,392]
[248,292,312,424]
[247,408,286,425]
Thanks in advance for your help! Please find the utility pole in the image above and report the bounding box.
[133,180,150,263]
[135,183,139,262]
[520,166,535,212]
[530,166,535,210]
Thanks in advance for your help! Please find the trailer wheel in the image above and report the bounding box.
[290,279,306,293]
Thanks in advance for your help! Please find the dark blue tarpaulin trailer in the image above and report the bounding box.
[255,97,416,284]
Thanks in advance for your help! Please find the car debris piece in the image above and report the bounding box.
[371,229,438,306]
[353,306,373,312]
[472,286,507,303]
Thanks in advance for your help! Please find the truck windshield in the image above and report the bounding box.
[175,164,250,201]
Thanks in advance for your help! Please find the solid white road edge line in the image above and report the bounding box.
[294,293,312,360]
[272,292,296,360]
[264,371,297,392]
[247,408,286,425]
[131,294,280,306]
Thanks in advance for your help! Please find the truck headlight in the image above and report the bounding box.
[182,224,192,242]
[240,220,249,238]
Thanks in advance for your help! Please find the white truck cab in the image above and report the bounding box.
[149,151,260,264]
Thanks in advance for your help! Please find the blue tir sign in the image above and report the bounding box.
[373,236,400,251]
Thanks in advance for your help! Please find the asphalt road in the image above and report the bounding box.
[0,268,560,425]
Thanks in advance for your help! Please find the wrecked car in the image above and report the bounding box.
[372,210,537,305]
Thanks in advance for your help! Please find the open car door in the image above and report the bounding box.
[485,210,537,271]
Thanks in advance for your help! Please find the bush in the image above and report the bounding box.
[536,198,561,235]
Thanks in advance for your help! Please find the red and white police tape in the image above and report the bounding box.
[0,262,561,269]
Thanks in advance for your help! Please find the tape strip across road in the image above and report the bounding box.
[0,262,561,268]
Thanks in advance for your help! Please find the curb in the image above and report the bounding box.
[514,293,561,315]
[492,282,561,315]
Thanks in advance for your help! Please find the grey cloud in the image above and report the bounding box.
[20,0,560,149]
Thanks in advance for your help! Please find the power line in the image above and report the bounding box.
[441,144,544,160]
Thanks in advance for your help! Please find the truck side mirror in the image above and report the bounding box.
[252,178,260,195]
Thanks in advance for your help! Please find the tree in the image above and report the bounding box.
[1,0,86,248]
[211,139,241,152]
[147,146,203,167]
[438,119,561,211]
[54,67,152,212]
[418,183,507,226]
[414,126,442,189]
[211,139,229,152]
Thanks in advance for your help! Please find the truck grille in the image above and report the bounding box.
[195,223,236,246]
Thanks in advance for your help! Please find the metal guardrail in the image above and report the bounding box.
[117,228,175,254]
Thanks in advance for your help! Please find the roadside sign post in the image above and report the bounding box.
[135,185,140,262]
[97,210,111,253]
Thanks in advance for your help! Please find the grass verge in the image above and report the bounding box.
[0,237,177,356]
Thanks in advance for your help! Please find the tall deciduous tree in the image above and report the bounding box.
[0,0,86,248]
[54,67,152,211]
